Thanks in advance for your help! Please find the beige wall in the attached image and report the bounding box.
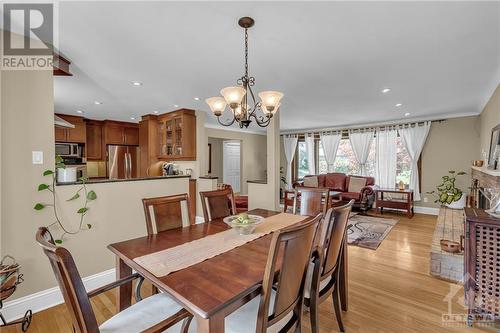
[418,116,480,207]
[205,127,267,194]
[479,84,500,161]
[1,70,191,300]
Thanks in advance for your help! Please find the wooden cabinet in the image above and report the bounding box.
[103,121,139,146]
[157,109,196,160]
[86,120,103,160]
[54,114,86,143]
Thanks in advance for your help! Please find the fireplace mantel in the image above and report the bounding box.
[471,166,500,209]
[471,166,500,177]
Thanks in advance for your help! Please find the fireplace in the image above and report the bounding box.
[471,166,500,209]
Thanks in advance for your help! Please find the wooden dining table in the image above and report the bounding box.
[107,208,348,333]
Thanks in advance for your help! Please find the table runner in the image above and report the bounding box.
[133,213,307,277]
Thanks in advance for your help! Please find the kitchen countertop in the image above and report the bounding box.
[56,174,191,186]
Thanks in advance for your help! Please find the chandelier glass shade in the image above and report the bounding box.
[206,17,283,128]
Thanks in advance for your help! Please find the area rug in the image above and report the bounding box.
[347,215,398,250]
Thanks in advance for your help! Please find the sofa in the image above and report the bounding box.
[284,172,378,213]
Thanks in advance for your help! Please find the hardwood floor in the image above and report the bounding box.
[3,212,498,332]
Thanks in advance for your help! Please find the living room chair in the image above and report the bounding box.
[142,193,192,235]
[199,187,237,222]
[304,200,354,333]
[35,227,192,333]
[292,187,331,216]
[214,213,322,333]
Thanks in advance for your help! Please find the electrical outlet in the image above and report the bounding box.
[32,151,43,164]
[423,197,428,203]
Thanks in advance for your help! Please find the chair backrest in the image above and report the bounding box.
[36,227,99,333]
[293,187,330,216]
[256,214,322,332]
[199,187,236,222]
[320,200,354,279]
[142,193,192,235]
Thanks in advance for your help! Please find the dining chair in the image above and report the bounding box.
[142,193,192,235]
[141,193,192,296]
[199,187,237,222]
[36,227,192,333]
[216,213,322,333]
[292,187,331,217]
[304,200,354,333]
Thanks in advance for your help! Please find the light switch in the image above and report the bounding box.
[32,151,43,164]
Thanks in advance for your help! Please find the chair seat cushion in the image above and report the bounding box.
[341,192,361,201]
[303,261,333,299]
[188,290,293,333]
[99,293,184,333]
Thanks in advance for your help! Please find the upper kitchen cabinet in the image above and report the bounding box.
[85,120,103,160]
[103,121,139,146]
[158,109,196,160]
[54,114,86,143]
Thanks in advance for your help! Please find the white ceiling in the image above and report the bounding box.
[53,1,500,132]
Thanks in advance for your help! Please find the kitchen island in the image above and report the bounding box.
[56,174,190,186]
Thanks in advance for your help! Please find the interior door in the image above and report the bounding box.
[223,140,241,193]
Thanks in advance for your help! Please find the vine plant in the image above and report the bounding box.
[34,156,97,244]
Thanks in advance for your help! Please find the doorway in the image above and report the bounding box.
[223,140,241,193]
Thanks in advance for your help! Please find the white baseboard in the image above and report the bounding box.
[414,206,439,215]
[2,268,116,322]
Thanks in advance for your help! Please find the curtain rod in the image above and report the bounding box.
[281,118,443,136]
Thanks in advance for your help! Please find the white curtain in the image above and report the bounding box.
[349,131,374,176]
[376,128,397,188]
[305,134,316,175]
[399,122,431,201]
[283,135,298,189]
[320,133,341,172]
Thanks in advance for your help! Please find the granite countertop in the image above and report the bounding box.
[199,176,219,179]
[56,174,191,186]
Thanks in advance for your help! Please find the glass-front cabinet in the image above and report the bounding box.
[157,109,196,160]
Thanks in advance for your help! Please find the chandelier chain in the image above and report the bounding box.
[244,28,249,78]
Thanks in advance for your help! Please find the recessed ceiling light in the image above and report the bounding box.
[381,88,391,94]
[76,110,84,114]
[174,104,179,108]
[153,110,159,114]
[194,97,200,101]
[404,112,411,117]
[395,103,402,107]
[94,101,103,105]
[130,117,136,120]
[131,81,142,86]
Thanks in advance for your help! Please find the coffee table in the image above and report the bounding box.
[376,188,414,218]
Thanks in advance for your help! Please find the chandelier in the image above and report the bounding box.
[206,17,284,128]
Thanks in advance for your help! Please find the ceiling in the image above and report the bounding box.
[52,1,500,132]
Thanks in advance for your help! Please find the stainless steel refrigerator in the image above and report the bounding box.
[107,145,140,179]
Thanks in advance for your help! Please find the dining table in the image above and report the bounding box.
[107,208,348,333]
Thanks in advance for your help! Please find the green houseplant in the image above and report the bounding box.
[34,156,97,243]
[427,170,466,209]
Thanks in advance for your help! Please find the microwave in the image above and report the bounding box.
[55,143,83,158]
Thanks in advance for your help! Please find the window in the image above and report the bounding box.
[396,137,412,186]
[296,141,309,179]
[293,134,414,187]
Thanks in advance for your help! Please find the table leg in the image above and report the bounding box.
[196,313,224,333]
[340,235,348,311]
[116,257,132,311]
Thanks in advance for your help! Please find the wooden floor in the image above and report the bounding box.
[3,212,499,332]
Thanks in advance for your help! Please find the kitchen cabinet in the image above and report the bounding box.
[103,121,139,146]
[54,114,86,143]
[157,109,196,160]
[86,120,103,160]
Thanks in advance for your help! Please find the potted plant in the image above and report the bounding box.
[427,170,467,209]
[280,167,287,198]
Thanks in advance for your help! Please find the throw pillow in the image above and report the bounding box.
[348,177,367,193]
[303,176,318,187]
